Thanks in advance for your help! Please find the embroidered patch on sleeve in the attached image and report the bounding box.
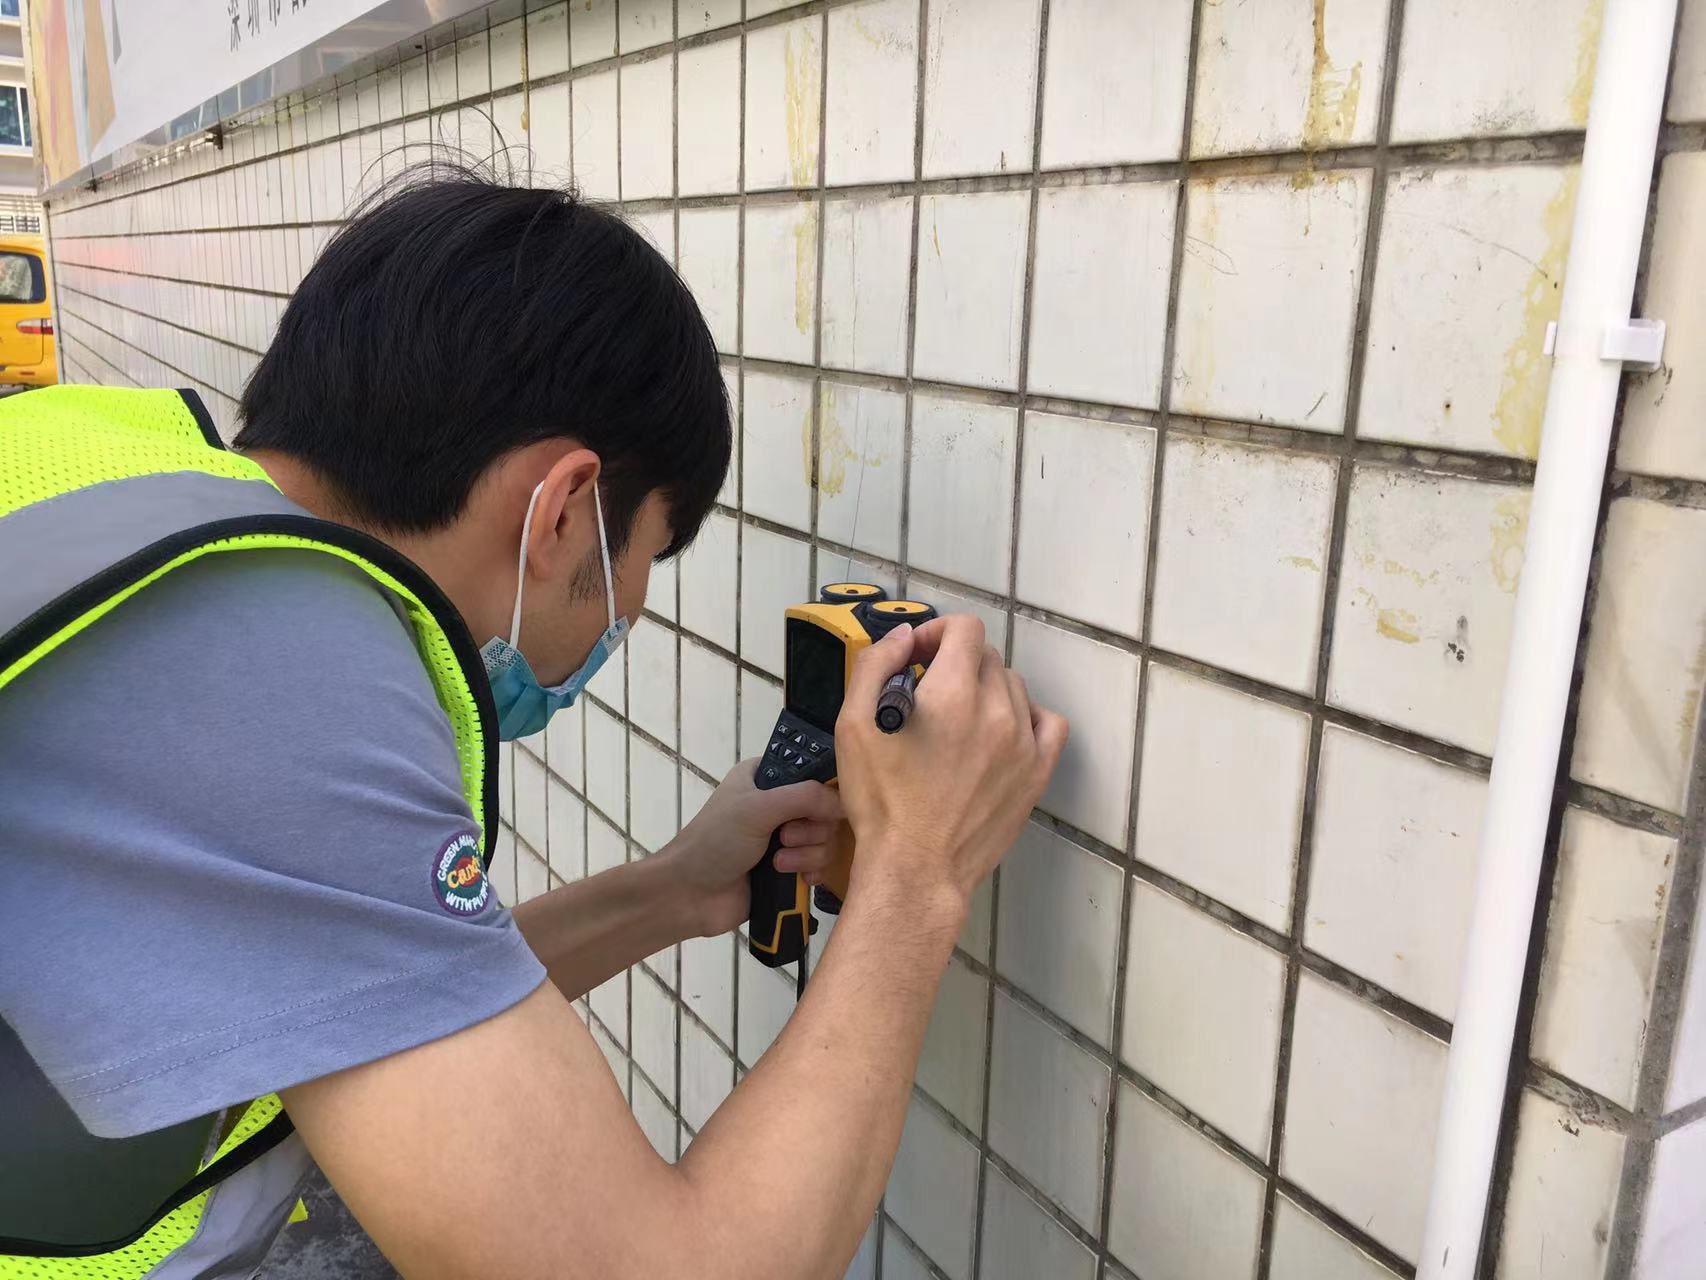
[431,832,491,916]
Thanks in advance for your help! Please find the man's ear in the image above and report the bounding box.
[526,448,601,578]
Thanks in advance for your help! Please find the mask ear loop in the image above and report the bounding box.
[508,481,546,649]
[592,484,618,631]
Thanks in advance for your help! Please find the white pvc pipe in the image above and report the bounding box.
[1415,3,1677,1277]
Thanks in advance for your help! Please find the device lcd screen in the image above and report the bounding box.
[785,618,845,732]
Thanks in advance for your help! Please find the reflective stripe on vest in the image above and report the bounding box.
[0,385,496,1276]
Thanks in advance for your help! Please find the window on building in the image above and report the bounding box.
[0,86,29,148]
[0,1,18,19]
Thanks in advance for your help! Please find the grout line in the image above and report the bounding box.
[1252,0,1409,1271]
[1091,0,1205,1269]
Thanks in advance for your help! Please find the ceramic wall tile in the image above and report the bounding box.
[528,83,572,181]
[1635,1113,1706,1278]
[825,0,920,186]
[1495,1088,1623,1280]
[738,526,812,676]
[678,509,739,651]
[887,1096,980,1280]
[1670,2,1706,123]
[742,369,816,531]
[1391,0,1604,142]
[1172,172,1371,431]
[569,0,616,66]
[739,670,785,763]
[816,381,905,562]
[907,392,1018,594]
[546,776,586,882]
[980,1162,1098,1280]
[626,621,678,749]
[619,0,672,53]
[513,745,548,854]
[629,736,680,853]
[678,38,741,196]
[1328,466,1530,755]
[1620,154,1706,481]
[820,195,912,378]
[1191,0,1387,156]
[676,205,740,353]
[1121,881,1286,1157]
[585,701,628,825]
[1283,975,1448,1264]
[735,947,796,1067]
[1135,663,1309,930]
[746,16,823,191]
[680,0,742,37]
[1027,181,1175,408]
[1531,809,1676,1107]
[913,190,1031,391]
[679,1012,734,1131]
[1361,164,1579,458]
[915,954,989,1135]
[620,54,675,200]
[1307,727,1487,1019]
[1040,0,1191,168]
[680,932,735,1045]
[528,4,570,78]
[996,822,1123,1045]
[1572,498,1706,812]
[1010,616,1140,848]
[1149,435,1336,692]
[631,966,677,1103]
[680,640,738,776]
[1106,1083,1265,1280]
[1269,1197,1401,1280]
[921,0,1043,179]
[987,990,1110,1228]
[743,200,819,366]
[632,1079,676,1160]
[570,69,620,200]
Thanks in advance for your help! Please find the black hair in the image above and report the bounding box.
[236,161,729,560]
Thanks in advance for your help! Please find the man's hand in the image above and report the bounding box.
[834,615,1068,914]
[661,760,843,936]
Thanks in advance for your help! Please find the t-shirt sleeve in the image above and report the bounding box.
[0,549,545,1139]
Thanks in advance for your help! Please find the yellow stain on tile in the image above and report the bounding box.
[1492,168,1579,459]
[1353,587,1421,644]
[1359,550,1440,589]
[1489,493,1530,594]
[783,27,820,188]
[1679,636,1706,767]
[1296,0,1363,189]
[1284,554,1322,572]
[1569,0,1606,125]
[792,204,818,336]
[816,386,888,497]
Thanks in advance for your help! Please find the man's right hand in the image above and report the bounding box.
[833,614,1069,915]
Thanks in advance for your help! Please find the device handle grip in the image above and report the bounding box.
[747,828,812,967]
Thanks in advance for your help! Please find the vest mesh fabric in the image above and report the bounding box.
[0,386,491,1276]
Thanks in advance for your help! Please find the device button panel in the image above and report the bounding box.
[757,710,835,790]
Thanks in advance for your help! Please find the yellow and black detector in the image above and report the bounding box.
[747,584,936,968]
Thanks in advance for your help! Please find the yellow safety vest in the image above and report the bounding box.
[0,385,496,1277]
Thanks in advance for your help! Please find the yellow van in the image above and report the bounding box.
[0,235,55,387]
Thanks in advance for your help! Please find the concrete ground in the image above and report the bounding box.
[258,1168,398,1279]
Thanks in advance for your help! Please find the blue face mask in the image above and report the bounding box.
[481,480,629,741]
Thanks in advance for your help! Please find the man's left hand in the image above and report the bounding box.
[662,759,844,937]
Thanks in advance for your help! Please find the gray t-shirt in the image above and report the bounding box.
[0,546,545,1247]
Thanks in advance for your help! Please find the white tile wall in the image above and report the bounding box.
[987,991,1110,1230]
[1172,172,1371,431]
[46,2,1706,1273]
[1191,0,1388,156]
[1635,1113,1706,1278]
[1135,664,1309,930]
[1149,436,1336,693]
[1283,975,1447,1263]
[1107,1083,1266,1280]
[1121,882,1286,1157]
[1329,466,1529,755]
[1496,1089,1624,1280]
[1531,809,1676,1107]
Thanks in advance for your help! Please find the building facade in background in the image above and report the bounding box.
[0,0,41,233]
[29,2,1706,1278]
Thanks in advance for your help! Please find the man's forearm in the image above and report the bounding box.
[668,862,964,1279]
[511,853,699,999]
